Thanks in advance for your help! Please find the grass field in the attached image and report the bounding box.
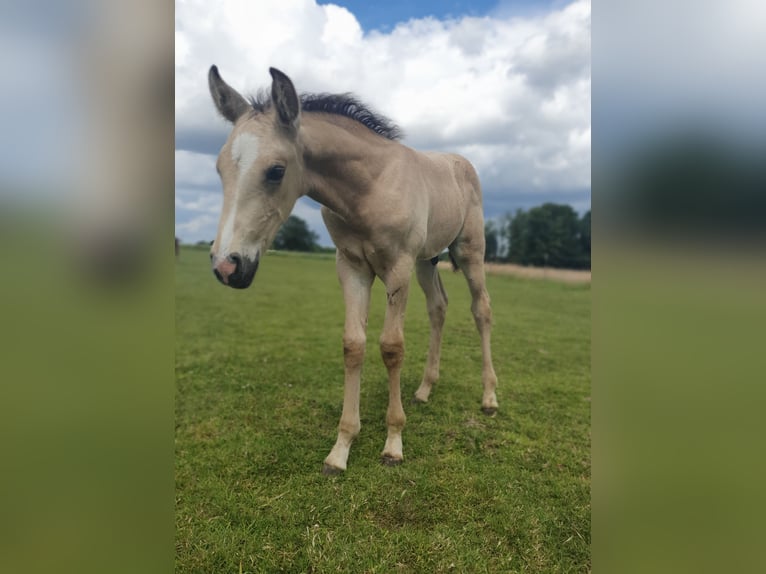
[176,247,590,573]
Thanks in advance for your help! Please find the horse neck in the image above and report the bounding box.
[300,114,395,221]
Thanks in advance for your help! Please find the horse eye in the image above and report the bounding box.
[265,165,285,184]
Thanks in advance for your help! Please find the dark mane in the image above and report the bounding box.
[247,90,403,141]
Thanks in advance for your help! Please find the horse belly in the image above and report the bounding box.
[420,209,464,259]
[415,152,473,259]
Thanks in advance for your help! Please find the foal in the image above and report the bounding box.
[208,66,499,474]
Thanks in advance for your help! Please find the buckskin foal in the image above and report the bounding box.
[208,66,499,474]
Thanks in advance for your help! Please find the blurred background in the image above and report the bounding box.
[593,1,766,572]
[0,1,173,573]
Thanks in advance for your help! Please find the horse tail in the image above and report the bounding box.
[435,265,449,304]
[448,252,460,272]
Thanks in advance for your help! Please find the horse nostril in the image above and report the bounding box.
[228,253,242,269]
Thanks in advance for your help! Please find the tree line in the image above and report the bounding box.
[190,215,328,252]
[245,203,591,270]
[485,203,590,269]
[272,215,322,252]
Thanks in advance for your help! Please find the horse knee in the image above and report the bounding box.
[380,337,404,370]
[343,336,366,369]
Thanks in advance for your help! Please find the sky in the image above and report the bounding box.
[175,0,591,246]
[593,0,766,160]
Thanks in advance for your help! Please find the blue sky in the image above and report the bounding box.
[175,0,591,245]
[318,1,548,31]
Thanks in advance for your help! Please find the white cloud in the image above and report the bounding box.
[175,190,220,214]
[175,0,591,243]
[176,213,219,237]
[175,150,219,189]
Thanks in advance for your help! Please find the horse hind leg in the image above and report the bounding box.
[413,259,448,404]
[451,236,499,415]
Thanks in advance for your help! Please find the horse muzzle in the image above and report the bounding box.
[211,251,259,289]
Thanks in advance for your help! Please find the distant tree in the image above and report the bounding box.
[504,203,588,269]
[578,210,591,269]
[526,203,580,267]
[484,220,499,261]
[273,215,320,252]
[506,209,528,264]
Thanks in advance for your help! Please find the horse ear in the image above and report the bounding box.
[269,67,300,129]
[208,65,251,123]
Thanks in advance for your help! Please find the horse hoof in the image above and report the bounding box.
[381,455,403,467]
[321,463,344,476]
[481,406,498,416]
[411,396,427,405]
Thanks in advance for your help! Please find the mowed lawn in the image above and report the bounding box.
[176,247,590,573]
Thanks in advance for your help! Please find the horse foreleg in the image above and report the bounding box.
[413,259,448,404]
[322,254,373,475]
[379,260,413,465]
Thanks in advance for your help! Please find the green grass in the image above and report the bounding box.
[176,247,590,573]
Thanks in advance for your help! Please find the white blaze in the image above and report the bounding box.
[231,132,261,176]
[218,132,262,257]
[219,203,237,255]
